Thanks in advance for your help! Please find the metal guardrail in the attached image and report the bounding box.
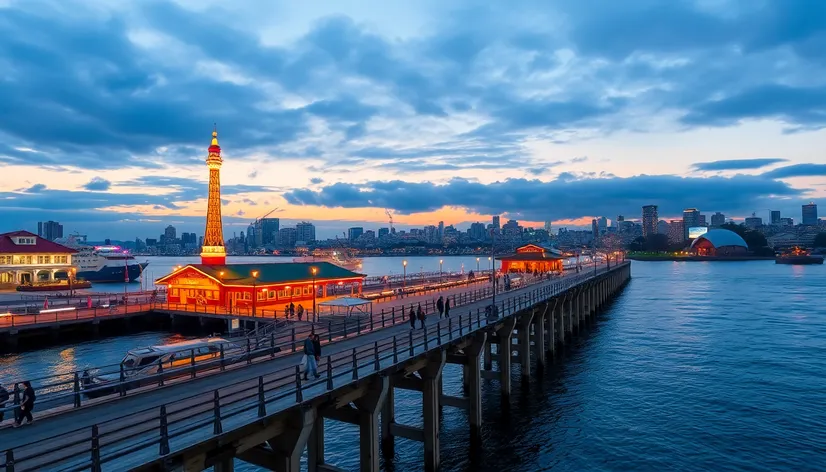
[0,263,626,472]
[0,270,564,419]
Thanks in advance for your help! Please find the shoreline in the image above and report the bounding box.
[628,255,775,262]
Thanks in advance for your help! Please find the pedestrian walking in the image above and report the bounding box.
[436,296,444,318]
[302,333,319,380]
[313,334,322,365]
[409,306,416,329]
[289,302,295,319]
[444,298,451,317]
[297,304,304,321]
[13,381,35,427]
[417,303,425,329]
[0,382,9,423]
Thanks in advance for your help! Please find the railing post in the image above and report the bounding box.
[374,341,380,371]
[291,328,296,352]
[119,364,126,397]
[190,349,196,379]
[381,309,385,328]
[5,450,14,472]
[357,318,361,334]
[158,359,165,386]
[371,312,375,331]
[352,348,359,380]
[448,317,453,340]
[437,321,442,344]
[424,326,429,350]
[91,424,102,472]
[393,336,398,363]
[159,405,170,455]
[246,338,252,364]
[257,376,266,417]
[476,309,481,327]
[73,372,81,408]
[409,331,414,356]
[392,307,396,324]
[326,357,333,390]
[213,390,222,434]
[270,333,276,357]
[344,318,348,339]
[459,314,463,336]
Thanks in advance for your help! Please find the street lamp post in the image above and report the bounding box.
[402,260,407,292]
[476,257,480,272]
[251,270,259,316]
[439,259,443,283]
[490,229,497,315]
[311,267,318,323]
[488,256,491,271]
[69,267,76,297]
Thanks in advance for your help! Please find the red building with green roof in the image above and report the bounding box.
[155,262,365,312]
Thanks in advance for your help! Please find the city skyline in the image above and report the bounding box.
[2,1,826,240]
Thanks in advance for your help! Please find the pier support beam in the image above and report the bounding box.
[483,337,493,371]
[420,351,446,472]
[518,311,534,379]
[307,415,325,472]
[355,377,389,472]
[267,408,316,472]
[466,333,487,439]
[380,380,395,456]
[533,305,546,368]
[546,299,557,356]
[497,317,517,399]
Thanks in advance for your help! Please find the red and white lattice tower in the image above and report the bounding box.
[200,128,226,265]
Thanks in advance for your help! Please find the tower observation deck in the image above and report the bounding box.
[200,128,226,265]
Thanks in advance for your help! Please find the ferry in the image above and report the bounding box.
[293,249,362,271]
[81,337,242,397]
[775,247,824,265]
[73,245,149,283]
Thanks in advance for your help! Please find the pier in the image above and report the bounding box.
[0,262,630,472]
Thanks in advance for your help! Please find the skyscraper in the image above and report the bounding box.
[711,212,726,227]
[544,220,552,233]
[378,228,390,238]
[802,202,818,225]
[260,218,280,246]
[348,227,363,241]
[770,211,781,226]
[164,225,177,242]
[597,216,608,234]
[682,208,700,239]
[668,220,685,244]
[296,222,316,242]
[201,129,225,264]
[37,221,63,241]
[492,215,500,229]
[591,219,599,238]
[642,205,658,238]
[438,221,444,241]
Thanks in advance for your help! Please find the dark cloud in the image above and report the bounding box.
[762,163,826,179]
[692,158,788,172]
[310,177,324,185]
[284,174,801,221]
[82,177,112,191]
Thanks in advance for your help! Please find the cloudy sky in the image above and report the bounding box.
[1,0,825,240]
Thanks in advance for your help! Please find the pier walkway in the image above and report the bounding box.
[0,262,631,472]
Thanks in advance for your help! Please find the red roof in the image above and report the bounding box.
[0,230,77,254]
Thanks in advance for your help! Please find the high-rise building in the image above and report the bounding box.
[544,220,552,233]
[259,218,280,246]
[802,202,818,225]
[770,211,781,226]
[277,227,297,247]
[699,214,707,226]
[745,215,762,229]
[295,222,316,242]
[164,225,177,242]
[492,215,500,229]
[378,228,390,239]
[37,221,63,241]
[597,216,608,234]
[348,227,364,241]
[711,212,726,227]
[658,220,671,236]
[201,129,226,264]
[682,208,700,239]
[642,205,658,238]
[591,219,599,238]
[438,221,444,241]
[668,220,685,244]
[469,222,486,241]
[780,217,794,227]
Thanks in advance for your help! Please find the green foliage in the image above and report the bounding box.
[814,232,826,248]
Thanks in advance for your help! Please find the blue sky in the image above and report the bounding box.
[1,0,824,240]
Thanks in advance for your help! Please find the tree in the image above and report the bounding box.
[627,236,646,252]
[719,222,767,250]
[644,233,670,252]
[814,232,826,248]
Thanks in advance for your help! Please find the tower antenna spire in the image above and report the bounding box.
[201,127,226,265]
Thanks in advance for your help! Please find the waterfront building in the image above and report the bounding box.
[348,227,364,241]
[296,222,316,243]
[498,244,564,273]
[711,212,726,227]
[469,222,486,241]
[682,208,700,239]
[668,220,685,244]
[770,211,781,225]
[0,230,76,286]
[689,229,748,256]
[642,205,658,238]
[156,262,364,310]
[802,202,818,225]
[780,217,794,227]
[699,214,707,226]
[378,228,390,239]
[37,220,63,241]
[745,215,763,229]
[492,215,500,229]
[164,225,177,243]
[259,218,280,246]
[278,227,297,247]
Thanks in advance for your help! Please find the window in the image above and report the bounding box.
[37,255,51,264]
[294,287,302,296]
[0,256,6,264]
[171,288,178,296]
[137,355,160,367]
[303,286,311,295]
[277,290,286,298]
[268,290,276,298]
[55,256,68,263]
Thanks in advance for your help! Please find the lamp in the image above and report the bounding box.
[311,266,318,322]
[251,270,259,316]
[439,259,443,283]
[402,260,407,292]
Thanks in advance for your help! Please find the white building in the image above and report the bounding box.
[0,230,76,286]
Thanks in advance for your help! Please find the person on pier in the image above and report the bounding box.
[0,382,9,423]
[302,333,319,380]
[436,296,445,318]
[289,302,295,319]
[13,381,35,427]
[409,306,416,329]
[297,304,304,321]
[444,298,451,317]
[417,303,425,329]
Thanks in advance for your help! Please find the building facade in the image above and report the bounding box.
[682,208,700,239]
[711,212,726,227]
[498,244,564,273]
[642,205,658,238]
[0,231,76,286]
[802,203,818,225]
[38,221,63,241]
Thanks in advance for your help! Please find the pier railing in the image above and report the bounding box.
[0,263,625,472]
[0,269,569,419]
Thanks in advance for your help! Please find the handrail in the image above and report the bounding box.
[0,263,627,471]
[0,267,575,417]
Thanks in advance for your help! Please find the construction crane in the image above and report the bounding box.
[252,207,280,226]
[385,208,394,232]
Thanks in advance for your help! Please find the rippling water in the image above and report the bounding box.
[2,261,825,471]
